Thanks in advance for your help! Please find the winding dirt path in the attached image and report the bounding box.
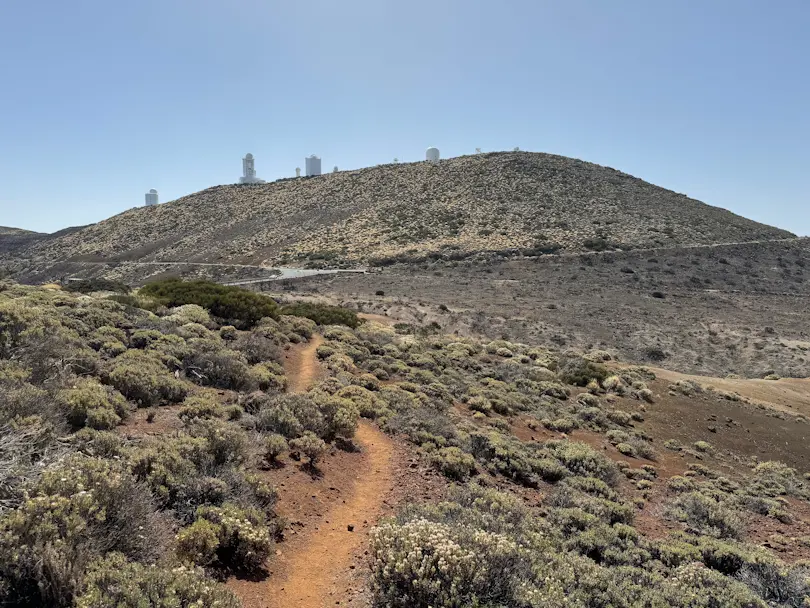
[262,422,393,608]
[230,332,396,608]
[285,333,325,394]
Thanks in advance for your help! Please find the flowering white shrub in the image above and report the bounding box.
[370,518,521,608]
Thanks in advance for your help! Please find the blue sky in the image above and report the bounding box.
[0,0,808,235]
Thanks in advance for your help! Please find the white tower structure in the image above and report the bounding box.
[305,155,322,177]
[144,189,159,207]
[426,147,440,162]
[333,165,339,173]
[295,167,301,178]
[240,153,266,184]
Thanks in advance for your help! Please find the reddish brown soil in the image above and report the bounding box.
[644,367,810,418]
[118,404,184,438]
[477,384,810,561]
[229,423,397,608]
[229,331,437,608]
[284,334,325,394]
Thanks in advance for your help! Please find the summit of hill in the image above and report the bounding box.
[3,152,794,283]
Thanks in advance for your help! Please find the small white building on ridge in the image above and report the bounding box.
[240,153,266,184]
[305,155,322,177]
[144,189,159,206]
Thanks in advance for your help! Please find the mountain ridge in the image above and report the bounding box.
[3,152,794,282]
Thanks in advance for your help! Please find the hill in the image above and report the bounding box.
[0,225,87,257]
[0,226,39,236]
[3,152,794,282]
[0,226,45,256]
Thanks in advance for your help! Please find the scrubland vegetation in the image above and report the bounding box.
[316,319,810,607]
[0,281,354,606]
[0,279,808,607]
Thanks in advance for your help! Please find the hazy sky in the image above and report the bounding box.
[1,0,808,235]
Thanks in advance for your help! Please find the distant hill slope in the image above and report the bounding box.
[4,152,794,280]
[0,227,45,255]
[0,225,87,256]
[0,226,40,236]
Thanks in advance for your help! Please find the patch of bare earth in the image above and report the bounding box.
[644,366,810,418]
[117,404,184,438]
[357,312,397,327]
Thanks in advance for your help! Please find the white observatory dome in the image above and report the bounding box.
[148,189,158,194]
[426,147,440,162]
[245,153,253,159]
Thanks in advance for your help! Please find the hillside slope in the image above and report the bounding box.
[0,225,87,256]
[0,227,45,255]
[0,226,39,236]
[5,152,794,281]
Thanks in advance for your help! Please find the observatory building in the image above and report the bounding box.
[305,155,322,177]
[239,153,266,184]
[426,147,440,162]
[144,189,159,207]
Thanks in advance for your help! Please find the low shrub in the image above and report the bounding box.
[430,446,477,481]
[737,562,810,607]
[290,431,327,469]
[76,553,240,608]
[183,347,254,391]
[233,330,281,364]
[58,378,131,430]
[249,362,287,392]
[370,518,524,608]
[140,279,278,328]
[264,434,288,465]
[0,455,167,606]
[548,441,620,487]
[167,305,211,326]
[192,503,273,572]
[668,492,745,540]
[694,441,714,453]
[280,302,361,328]
[178,395,224,422]
[107,350,188,407]
[557,356,608,387]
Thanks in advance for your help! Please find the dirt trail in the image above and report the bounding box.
[285,334,325,394]
[260,422,393,608]
[230,331,396,608]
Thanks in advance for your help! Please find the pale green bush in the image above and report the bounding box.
[370,518,522,608]
[76,553,240,608]
[430,446,477,481]
[264,433,288,465]
[58,377,131,429]
[194,503,273,572]
[166,304,211,326]
[107,350,188,407]
[290,431,327,469]
[668,492,745,540]
[178,395,224,422]
[694,440,714,453]
[0,455,166,606]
